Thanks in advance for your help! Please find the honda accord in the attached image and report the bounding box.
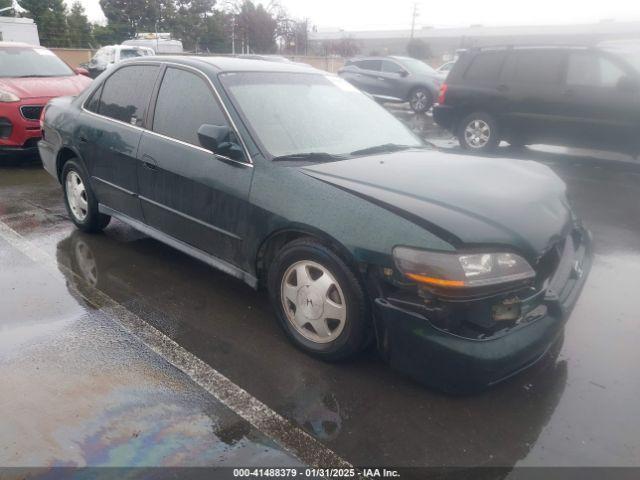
[39,57,591,392]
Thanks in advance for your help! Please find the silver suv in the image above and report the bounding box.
[338,56,441,113]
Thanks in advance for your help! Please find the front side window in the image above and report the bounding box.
[395,57,436,75]
[153,67,228,146]
[221,72,422,158]
[355,60,382,71]
[382,60,406,75]
[567,52,627,87]
[97,65,159,126]
[0,46,74,78]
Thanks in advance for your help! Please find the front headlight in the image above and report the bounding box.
[0,90,20,103]
[393,247,535,295]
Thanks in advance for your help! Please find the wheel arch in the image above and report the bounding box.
[56,145,86,182]
[255,225,362,288]
[406,82,436,102]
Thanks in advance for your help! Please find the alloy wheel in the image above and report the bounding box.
[65,170,88,222]
[280,260,347,344]
[410,90,429,112]
[464,119,491,148]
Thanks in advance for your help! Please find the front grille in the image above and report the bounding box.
[20,105,43,121]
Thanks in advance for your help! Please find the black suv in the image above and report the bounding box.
[433,43,640,154]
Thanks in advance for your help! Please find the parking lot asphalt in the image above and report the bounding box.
[1,112,639,471]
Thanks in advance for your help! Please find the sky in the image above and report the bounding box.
[70,0,640,31]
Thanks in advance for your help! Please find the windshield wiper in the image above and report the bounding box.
[272,152,346,162]
[350,143,424,156]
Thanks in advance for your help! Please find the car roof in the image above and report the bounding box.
[468,45,591,53]
[131,55,319,74]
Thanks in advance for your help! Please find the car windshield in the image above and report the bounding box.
[120,49,148,59]
[394,57,436,75]
[220,72,423,159]
[0,46,73,78]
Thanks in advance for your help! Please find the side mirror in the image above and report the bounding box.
[617,75,639,93]
[197,124,230,152]
[399,70,409,78]
[198,124,245,161]
[74,67,90,77]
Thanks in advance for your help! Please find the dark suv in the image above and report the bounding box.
[433,43,640,154]
[338,56,441,113]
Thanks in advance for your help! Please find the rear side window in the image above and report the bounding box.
[355,60,382,71]
[152,67,228,146]
[463,52,506,82]
[97,65,159,126]
[503,50,565,84]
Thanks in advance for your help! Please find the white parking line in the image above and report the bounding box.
[0,218,353,468]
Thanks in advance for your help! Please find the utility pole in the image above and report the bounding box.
[231,16,236,54]
[410,2,419,39]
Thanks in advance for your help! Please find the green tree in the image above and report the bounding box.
[0,0,14,16]
[99,0,179,42]
[406,38,432,60]
[18,0,70,47]
[67,1,93,48]
[91,23,122,45]
[235,0,276,54]
[173,0,216,51]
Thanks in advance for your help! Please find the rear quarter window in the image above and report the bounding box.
[463,52,506,82]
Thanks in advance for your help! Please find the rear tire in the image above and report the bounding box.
[267,238,370,361]
[458,112,500,152]
[62,159,111,233]
[409,87,433,114]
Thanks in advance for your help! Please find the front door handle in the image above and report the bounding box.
[142,154,158,171]
[497,84,509,93]
[143,161,157,171]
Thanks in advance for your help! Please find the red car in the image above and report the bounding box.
[0,42,92,158]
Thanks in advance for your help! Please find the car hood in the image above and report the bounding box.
[302,150,573,260]
[0,75,91,100]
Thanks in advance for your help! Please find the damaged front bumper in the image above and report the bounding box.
[374,228,592,393]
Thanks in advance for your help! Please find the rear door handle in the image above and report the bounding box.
[497,84,509,92]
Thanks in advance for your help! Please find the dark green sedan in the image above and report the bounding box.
[39,56,591,392]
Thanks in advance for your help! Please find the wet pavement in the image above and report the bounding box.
[1,111,640,471]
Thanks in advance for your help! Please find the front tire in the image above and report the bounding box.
[409,87,433,114]
[268,238,370,361]
[62,159,110,233]
[458,112,500,152]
